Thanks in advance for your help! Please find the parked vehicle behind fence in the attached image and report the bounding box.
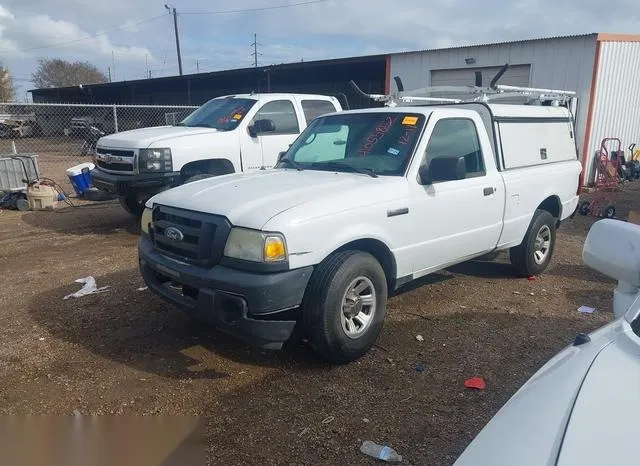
[90,93,343,216]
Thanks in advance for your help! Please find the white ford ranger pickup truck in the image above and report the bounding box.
[138,102,582,362]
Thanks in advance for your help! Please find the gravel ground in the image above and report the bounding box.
[1,178,635,465]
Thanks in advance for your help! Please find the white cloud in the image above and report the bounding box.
[0,9,154,62]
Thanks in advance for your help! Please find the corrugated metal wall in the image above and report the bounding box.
[390,35,597,160]
[585,40,640,184]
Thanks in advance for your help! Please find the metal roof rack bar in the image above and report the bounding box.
[350,63,577,107]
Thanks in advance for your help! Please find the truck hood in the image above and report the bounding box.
[555,327,640,466]
[147,169,399,230]
[96,125,219,149]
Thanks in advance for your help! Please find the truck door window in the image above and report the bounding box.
[301,100,338,124]
[423,118,485,179]
[251,100,299,135]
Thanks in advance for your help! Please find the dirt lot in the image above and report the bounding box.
[1,173,634,464]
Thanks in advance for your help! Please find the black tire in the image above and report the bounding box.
[16,198,30,211]
[302,250,387,364]
[604,205,616,218]
[579,201,590,215]
[118,195,146,217]
[510,209,557,277]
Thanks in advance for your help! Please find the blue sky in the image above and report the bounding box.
[0,0,637,100]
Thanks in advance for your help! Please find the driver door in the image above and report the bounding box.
[240,99,302,171]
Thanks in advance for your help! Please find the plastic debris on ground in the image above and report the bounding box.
[360,441,402,462]
[527,276,536,281]
[464,377,486,390]
[415,335,424,342]
[415,364,427,373]
[137,286,148,291]
[63,276,110,300]
[578,305,596,314]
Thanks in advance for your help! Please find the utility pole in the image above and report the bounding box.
[165,4,183,76]
[146,54,150,79]
[196,59,199,73]
[250,33,262,68]
[108,67,112,83]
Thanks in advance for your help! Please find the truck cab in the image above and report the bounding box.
[90,93,342,216]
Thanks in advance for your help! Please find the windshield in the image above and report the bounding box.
[178,97,257,131]
[280,112,426,176]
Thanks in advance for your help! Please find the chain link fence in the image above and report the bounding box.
[0,103,198,194]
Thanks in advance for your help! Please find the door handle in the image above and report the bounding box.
[483,187,495,196]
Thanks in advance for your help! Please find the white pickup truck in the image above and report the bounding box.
[137,99,581,363]
[91,93,343,216]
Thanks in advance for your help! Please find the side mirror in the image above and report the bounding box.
[583,219,640,319]
[277,151,286,163]
[248,119,276,138]
[419,156,466,185]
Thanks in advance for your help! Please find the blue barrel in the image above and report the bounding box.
[65,162,95,196]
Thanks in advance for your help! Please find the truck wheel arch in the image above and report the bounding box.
[331,238,397,291]
[537,195,562,222]
[180,159,236,179]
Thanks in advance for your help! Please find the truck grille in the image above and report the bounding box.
[150,205,232,267]
[95,147,135,173]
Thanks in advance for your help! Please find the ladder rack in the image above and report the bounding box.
[350,64,577,108]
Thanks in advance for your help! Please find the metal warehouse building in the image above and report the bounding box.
[30,32,640,187]
[388,33,640,187]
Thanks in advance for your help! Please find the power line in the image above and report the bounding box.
[180,0,329,15]
[0,14,166,54]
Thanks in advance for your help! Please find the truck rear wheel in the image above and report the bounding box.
[302,250,387,364]
[510,209,557,276]
[118,195,146,218]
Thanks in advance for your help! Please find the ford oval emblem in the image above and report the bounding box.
[165,226,184,241]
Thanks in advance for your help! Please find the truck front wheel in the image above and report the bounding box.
[302,250,387,364]
[118,195,146,218]
[510,209,557,276]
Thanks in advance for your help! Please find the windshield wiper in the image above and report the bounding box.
[311,161,378,178]
[278,157,304,171]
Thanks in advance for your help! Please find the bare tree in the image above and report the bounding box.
[31,58,108,88]
[0,64,15,101]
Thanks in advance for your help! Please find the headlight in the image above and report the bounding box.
[223,228,287,263]
[140,207,153,234]
[138,148,172,173]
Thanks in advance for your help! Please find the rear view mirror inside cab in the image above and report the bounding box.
[419,156,466,185]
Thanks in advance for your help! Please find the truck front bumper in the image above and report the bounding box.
[138,236,314,349]
[92,168,181,196]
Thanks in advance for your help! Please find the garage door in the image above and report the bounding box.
[429,64,531,101]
